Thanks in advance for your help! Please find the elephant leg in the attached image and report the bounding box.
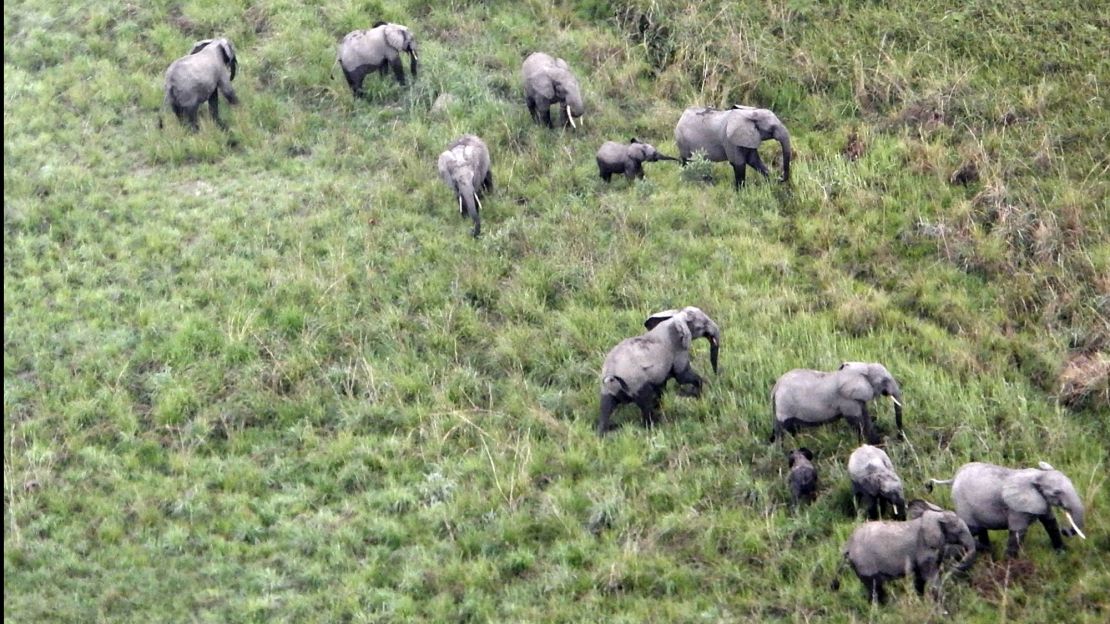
[769,419,783,443]
[598,394,621,436]
[672,365,703,397]
[184,105,201,131]
[731,161,747,189]
[343,66,367,98]
[1005,514,1033,557]
[860,402,881,444]
[1005,530,1025,558]
[745,149,771,178]
[635,390,659,428]
[864,577,886,604]
[541,106,554,129]
[1040,514,1066,550]
[390,57,406,85]
[482,170,494,194]
[971,526,992,554]
[207,92,226,130]
[525,97,540,123]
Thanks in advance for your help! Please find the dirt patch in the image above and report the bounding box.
[1058,352,1109,410]
[970,559,1037,602]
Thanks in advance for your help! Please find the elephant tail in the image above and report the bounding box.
[925,478,954,493]
[829,551,850,591]
[158,85,174,129]
[603,375,630,395]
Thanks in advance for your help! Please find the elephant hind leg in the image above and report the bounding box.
[634,390,660,429]
[343,65,370,98]
[862,576,886,604]
[971,526,992,554]
[598,394,621,436]
[482,170,494,193]
[207,92,226,130]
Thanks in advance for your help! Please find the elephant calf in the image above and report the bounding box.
[787,448,817,508]
[770,361,903,444]
[674,105,791,189]
[337,22,419,96]
[596,139,678,182]
[522,52,584,129]
[848,444,905,520]
[832,500,975,604]
[160,38,238,131]
[437,135,492,237]
[598,307,720,435]
[928,461,1086,559]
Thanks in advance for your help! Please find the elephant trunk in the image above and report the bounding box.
[707,324,720,374]
[1060,491,1086,538]
[891,386,903,432]
[457,181,480,237]
[775,127,791,182]
[953,530,978,573]
[656,154,680,162]
[408,47,419,78]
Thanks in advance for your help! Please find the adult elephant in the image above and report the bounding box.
[522,52,584,129]
[437,134,492,237]
[928,461,1086,559]
[336,22,419,96]
[160,38,238,131]
[674,105,791,188]
[770,362,903,444]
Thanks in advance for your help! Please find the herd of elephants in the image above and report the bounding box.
[157,22,1088,606]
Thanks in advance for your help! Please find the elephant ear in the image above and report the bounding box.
[189,39,214,55]
[907,499,944,520]
[628,143,649,162]
[554,57,571,71]
[800,447,814,461]
[838,374,876,403]
[384,25,408,51]
[644,309,680,331]
[920,513,945,548]
[725,112,760,149]
[1001,471,1050,516]
[630,138,640,144]
[216,39,237,80]
[669,314,693,350]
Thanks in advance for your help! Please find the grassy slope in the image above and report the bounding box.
[4,0,1108,621]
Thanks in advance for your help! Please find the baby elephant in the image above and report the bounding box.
[787,448,817,508]
[160,38,238,131]
[831,500,976,604]
[598,307,720,435]
[848,445,905,520]
[596,139,678,182]
[437,135,492,237]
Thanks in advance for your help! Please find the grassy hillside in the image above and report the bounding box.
[4,0,1108,621]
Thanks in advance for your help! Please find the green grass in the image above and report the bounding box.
[5,0,1108,621]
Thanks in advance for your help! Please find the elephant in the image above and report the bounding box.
[770,361,903,444]
[160,38,238,131]
[521,52,584,129]
[596,139,678,182]
[848,444,906,520]
[787,447,817,508]
[336,22,418,96]
[437,134,492,238]
[598,307,720,435]
[831,499,976,604]
[673,105,792,189]
[927,461,1086,559]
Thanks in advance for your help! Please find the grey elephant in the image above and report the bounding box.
[598,307,720,435]
[770,361,903,444]
[674,105,792,188]
[336,22,418,96]
[831,499,976,604]
[160,38,238,131]
[787,448,817,508]
[848,444,906,520]
[437,134,492,238]
[522,52,584,129]
[596,139,678,182]
[927,461,1086,559]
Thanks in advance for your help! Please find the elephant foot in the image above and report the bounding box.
[677,385,701,398]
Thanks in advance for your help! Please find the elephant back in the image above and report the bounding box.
[674,107,728,162]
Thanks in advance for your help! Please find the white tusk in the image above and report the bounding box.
[412,51,419,61]
[890,396,902,407]
[474,193,482,212]
[458,195,464,216]
[893,504,899,517]
[566,105,577,129]
[1064,511,1087,539]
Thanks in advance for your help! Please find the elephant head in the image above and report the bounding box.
[787,447,814,468]
[644,307,720,373]
[628,138,678,163]
[553,71,584,128]
[727,105,791,182]
[377,21,418,77]
[914,500,977,572]
[190,38,237,81]
[838,362,903,433]
[1004,462,1086,539]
